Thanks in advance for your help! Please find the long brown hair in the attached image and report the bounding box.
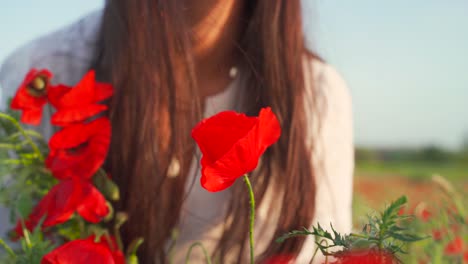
[93,0,320,263]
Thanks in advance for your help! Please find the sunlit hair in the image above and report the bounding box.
[92,0,321,262]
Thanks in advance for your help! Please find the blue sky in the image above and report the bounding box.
[1,1,467,149]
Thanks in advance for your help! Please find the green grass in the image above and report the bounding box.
[355,160,468,182]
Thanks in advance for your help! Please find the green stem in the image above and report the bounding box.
[23,229,32,248]
[243,174,255,264]
[77,217,86,238]
[321,239,330,264]
[0,159,24,165]
[0,238,15,257]
[114,225,124,252]
[309,246,320,264]
[7,130,44,141]
[0,113,44,161]
[168,229,179,264]
[378,228,384,250]
[184,241,212,264]
[0,143,19,149]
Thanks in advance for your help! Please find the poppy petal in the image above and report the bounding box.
[200,125,260,192]
[200,165,237,192]
[56,71,96,107]
[192,111,257,164]
[11,88,47,110]
[14,180,79,234]
[256,107,281,154]
[49,123,89,149]
[91,235,126,264]
[51,104,108,126]
[20,108,43,125]
[75,181,109,223]
[94,83,114,102]
[47,85,71,107]
[46,118,111,180]
[41,238,116,264]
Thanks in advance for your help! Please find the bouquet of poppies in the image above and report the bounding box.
[0,69,428,264]
[0,69,134,263]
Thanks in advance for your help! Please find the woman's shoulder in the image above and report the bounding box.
[0,10,102,109]
[302,54,353,138]
[304,54,352,110]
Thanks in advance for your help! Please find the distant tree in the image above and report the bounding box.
[462,132,468,151]
[355,147,379,163]
[459,132,468,162]
[418,145,451,163]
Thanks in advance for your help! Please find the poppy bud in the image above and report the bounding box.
[94,171,120,201]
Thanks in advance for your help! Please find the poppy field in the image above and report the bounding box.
[353,159,468,263]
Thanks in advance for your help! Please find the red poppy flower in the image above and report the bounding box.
[41,236,125,264]
[14,179,108,237]
[191,107,281,192]
[10,69,53,125]
[47,70,113,126]
[444,236,464,255]
[337,250,395,264]
[420,209,431,222]
[46,117,111,180]
[432,229,444,241]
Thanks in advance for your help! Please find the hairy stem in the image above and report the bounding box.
[243,174,255,264]
[184,241,212,264]
[0,238,15,257]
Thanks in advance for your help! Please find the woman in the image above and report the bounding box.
[0,0,354,263]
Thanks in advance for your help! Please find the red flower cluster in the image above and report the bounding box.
[14,179,108,237]
[42,235,125,264]
[191,107,281,192]
[11,69,121,261]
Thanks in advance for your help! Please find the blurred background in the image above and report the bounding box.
[1,0,467,223]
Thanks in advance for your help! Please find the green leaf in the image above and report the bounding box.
[16,194,34,219]
[275,227,313,243]
[56,218,83,241]
[388,232,428,243]
[349,238,376,250]
[381,196,407,220]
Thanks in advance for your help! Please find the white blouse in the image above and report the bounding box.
[0,10,354,263]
